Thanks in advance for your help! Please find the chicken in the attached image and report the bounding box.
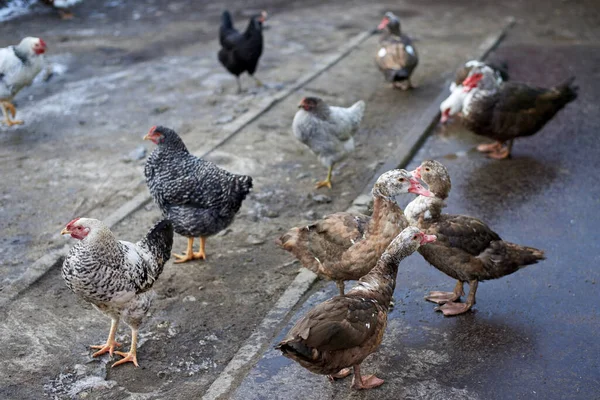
[144,126,253,263]
[39,0,83,19]
[277,169,433,295]
[375,12,418,90]
[218,10,267,93]
[276,227,436,389]
[0,37,47,126]
[292,97,366,189]
[61,218,173,367]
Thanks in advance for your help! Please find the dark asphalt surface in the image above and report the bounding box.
[233,28,600,400]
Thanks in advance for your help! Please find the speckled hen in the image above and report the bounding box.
[406,160,545,316]
[292,96,365,189]
[144,126,253,263]
[61,218,173,367]
[277,169,432,295]
[276,227,436,390]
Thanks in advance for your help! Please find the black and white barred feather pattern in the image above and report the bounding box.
[62,219,173,328]
[144,126,253,238]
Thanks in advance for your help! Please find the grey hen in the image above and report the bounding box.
[61,218,173,367]
[292,97,365,189]
[144,126,253,263]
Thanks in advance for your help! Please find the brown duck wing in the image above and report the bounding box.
[276,212,370,274]
[280,296,379,352]
[477,81,576,141]
[429,215,501,256]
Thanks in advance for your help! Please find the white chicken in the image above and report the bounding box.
[0,37,47,126]
[292,97,366,189]
[61,218,174,367]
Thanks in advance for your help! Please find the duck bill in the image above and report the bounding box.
[408,179,433,197]
[420,234,437,245]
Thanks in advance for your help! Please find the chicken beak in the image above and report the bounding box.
[60,228,71,235]
[408,179,433,197]
[420,234,437,245]
[143,134,151,141]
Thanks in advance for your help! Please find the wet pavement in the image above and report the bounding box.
[0,0,599,399]
[232,14,600,400]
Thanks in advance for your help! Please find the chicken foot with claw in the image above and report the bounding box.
[173,237,207,263]
[1,101,23,126]
[91,318,121,357]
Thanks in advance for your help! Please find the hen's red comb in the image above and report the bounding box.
[39,38,47,48]
[65,218,80,229]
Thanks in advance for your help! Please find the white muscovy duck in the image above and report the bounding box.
[440,65,578,159]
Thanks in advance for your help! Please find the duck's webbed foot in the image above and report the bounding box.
[350,364,384,390]
[476,141,502,153]
[435,301,473,316]
[328,367,352,381]
[426,291,460,304]
[425,281,464,304]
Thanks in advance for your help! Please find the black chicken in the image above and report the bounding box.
[144,126,253,263]
[218,10,267,93]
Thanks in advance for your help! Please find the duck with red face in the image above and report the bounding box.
[440,65,578,159]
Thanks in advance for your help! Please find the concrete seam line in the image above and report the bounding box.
[0,29,375,308]
[201,19,516,400]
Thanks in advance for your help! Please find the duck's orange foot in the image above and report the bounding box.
[90,340,121,357]
[425,291,461,305]
[435,301,472,316]
[112,351,139,368]
[352,374,385,390]
[328,367,352,381]
[476,141,502,153]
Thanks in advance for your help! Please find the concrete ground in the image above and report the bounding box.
[0,0,598,399]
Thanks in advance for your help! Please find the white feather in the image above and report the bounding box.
[378,47,387,58]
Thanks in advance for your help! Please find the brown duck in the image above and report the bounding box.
[442,67,578,159]
[375,12,418,90]
[276,226,436,389]
[276,169,433,295]
[405,160,545,316]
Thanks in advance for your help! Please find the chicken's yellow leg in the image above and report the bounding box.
[112,328,139,367]
[315,165,333,190]
[91,318,121,357]
[0,101,23,126]
[193,236,207,260]
[173,237,195,263]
